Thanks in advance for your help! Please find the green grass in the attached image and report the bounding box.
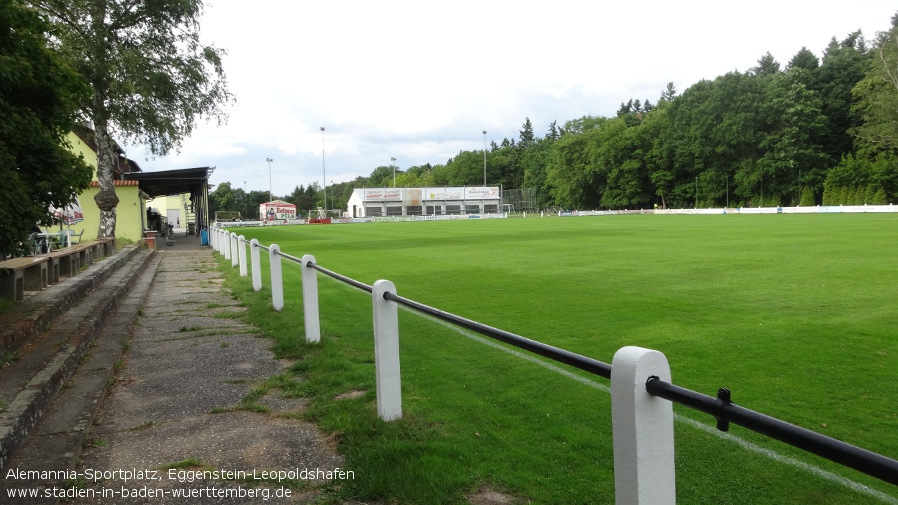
[218,214,898,504]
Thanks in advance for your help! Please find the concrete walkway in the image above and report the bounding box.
[75,247,344,504]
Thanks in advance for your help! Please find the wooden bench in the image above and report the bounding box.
[25,237,118,288]
[44,247,82,281]
[0,256,50,301]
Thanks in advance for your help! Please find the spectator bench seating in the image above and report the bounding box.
[0,237,116,301]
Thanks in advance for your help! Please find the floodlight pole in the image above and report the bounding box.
[321,127,327,212]
[482,130,488,187]
[266,158,273,202]
[391,157,397,188]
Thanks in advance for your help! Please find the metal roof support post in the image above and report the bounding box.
[372,279,402,421]
[611,346,676,505]
[301,254,320,343]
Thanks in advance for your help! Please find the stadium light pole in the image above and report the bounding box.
[391,157,397,188]
[321,127,327,212]
[760,175,763,208]
[482,130,487,187]
[244,180,247,218]
[694,176,698,209]
[266,158,273,202]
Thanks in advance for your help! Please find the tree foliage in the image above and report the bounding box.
[27,0,234,237]
[0,0,92,256]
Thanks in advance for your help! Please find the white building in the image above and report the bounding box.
[346,186,501,218]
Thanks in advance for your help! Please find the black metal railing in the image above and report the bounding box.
[646,378,898,486]
[382,290,613,380]
[307,261,373,293]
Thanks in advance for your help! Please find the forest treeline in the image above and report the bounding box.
[212,13,898,217]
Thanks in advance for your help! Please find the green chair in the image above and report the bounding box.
[54,230,68,248]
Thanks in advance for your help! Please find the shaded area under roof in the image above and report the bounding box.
[124,167,214,198]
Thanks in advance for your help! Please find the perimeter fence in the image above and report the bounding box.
[210,226,898,504]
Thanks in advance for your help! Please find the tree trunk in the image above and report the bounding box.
[93,120,119,238]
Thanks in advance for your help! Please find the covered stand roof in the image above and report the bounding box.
[124,166,214,199]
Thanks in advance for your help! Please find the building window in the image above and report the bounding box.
[406,206,422,216]
[425,205,442,215]
[365,207,382,217]
[484,204,498,214]
[386,206,403,216]
[465,204,481,214]
[446,205,462,215]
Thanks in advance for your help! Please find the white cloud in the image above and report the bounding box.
[132,0,898,195]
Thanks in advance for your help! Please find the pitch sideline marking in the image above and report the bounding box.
[409,309,898,505]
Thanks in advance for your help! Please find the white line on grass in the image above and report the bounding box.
[408,309,898,505]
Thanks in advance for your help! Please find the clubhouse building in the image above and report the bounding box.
[346,186,501,218]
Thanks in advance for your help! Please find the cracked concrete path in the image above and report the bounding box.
[77,249,344,504]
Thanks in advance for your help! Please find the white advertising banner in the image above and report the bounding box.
[261,202,297,220]
[363,186,500,203]
[365,189,386,201]
[426,188,463,200]
[464,186,499,199]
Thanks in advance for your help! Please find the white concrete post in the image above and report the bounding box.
[372,280,402,421]
[269,244,284,311]
[230,233,239,268]
[250,239,262,291]
[210,228,216,251]
[611,346,676,505]
[217,228,224,254]
[300,254,320,343]
[238,235,248,277]
[223,230,231,260]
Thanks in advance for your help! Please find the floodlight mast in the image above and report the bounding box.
[482,130,487,187]
[391,157,397,188]
[266,158,273,203]
[321,127,327,213]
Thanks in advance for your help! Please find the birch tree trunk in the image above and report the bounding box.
[93,118,119,238]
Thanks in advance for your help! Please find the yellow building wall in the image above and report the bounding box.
[79,184,145,243]
[146,194,188,226]
[65,131,146,244]
[66,132,99,182]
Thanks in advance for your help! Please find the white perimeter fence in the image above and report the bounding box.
[209,227,898,505]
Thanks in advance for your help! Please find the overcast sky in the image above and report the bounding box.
[128,1,897,196]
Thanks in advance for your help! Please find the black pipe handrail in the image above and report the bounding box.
[288,253,897,488]
[306,260,374,293]
[382,290,613,379]
[646,378,898,486]
[273,249,303,264]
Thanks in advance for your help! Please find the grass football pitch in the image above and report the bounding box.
[220,213,898,504]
